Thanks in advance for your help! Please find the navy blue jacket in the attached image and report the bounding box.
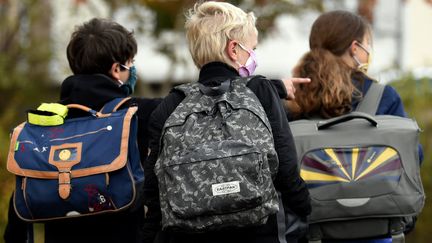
[352,77,424,162]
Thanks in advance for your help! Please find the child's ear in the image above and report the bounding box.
[110,63,121,80]
[226,40,239,62]
[349,40,358,56]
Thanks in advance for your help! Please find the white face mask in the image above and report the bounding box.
[353,42,372,73]
[236,43,258,77]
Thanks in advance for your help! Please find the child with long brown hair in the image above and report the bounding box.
[288,10,378,119]
[287,10,423,243]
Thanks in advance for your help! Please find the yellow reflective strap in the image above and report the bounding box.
[27,103,68,126]
[37,103,68,118]
[28,113,65,126]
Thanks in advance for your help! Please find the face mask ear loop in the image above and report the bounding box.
[236,43,253,66]
[352,42,371,73]
[355,42,371,62]
[356,42,370,55]
[237,43,248,53]
[235,43,247,70]
[352,55,362,66]
[352,55,369,73]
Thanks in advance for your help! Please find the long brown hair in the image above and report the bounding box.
[289,10,371,119]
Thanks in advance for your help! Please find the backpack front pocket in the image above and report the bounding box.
[161,142,268,219]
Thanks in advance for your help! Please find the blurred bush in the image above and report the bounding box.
[391,74,431,243]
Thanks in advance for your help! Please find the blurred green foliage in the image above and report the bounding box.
[391,75,432,243]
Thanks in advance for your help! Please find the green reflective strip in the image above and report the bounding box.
[15,142,19,151]
[28,113,64,126]
[37,103,68,118]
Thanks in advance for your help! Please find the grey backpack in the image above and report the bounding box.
[155,77,279,232]
[289,83,425,243]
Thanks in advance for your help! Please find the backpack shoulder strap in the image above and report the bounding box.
[173,82,200,97]
[198,79,230,96]
[229,76,260,95]
[100,97,132,114]
[175,76,257,97]
[355,82,385,115]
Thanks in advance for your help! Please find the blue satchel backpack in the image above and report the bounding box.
[6,97,144,222]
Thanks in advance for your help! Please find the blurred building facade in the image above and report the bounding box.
[403,0,432,70]
[50,0,432,84]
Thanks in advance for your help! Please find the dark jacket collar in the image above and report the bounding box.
[198,62,239,86]
[59,74,126,117]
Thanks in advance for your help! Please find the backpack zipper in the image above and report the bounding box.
[49,125,112,142]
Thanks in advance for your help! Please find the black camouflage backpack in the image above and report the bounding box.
[155,77,280,232]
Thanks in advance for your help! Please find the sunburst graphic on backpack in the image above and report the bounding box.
[300,146,402,187]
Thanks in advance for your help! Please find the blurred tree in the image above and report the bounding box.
[3,1,431,242]
[106,0,325,92]
[391,76,432,243]
[357,0,377,23]
[0,0,57,238]
[0,0,55,149]
[0,0,54,121]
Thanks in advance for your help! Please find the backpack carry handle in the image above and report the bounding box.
[66,104,108,118]
[317,111,378,130]
[100,97,132,114]
[199,79,231,96]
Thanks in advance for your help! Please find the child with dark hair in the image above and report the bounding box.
[4,17,162,243]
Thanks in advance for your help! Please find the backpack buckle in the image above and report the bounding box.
[58,170,72,200]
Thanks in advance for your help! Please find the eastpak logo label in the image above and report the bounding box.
[212,181,240,196]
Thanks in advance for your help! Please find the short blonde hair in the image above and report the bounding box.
[185,1,257,69]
